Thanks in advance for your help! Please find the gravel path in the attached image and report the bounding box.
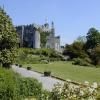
[12,65,64,91]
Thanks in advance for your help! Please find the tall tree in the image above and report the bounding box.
[86,28,100,49]
[91,45,100,65]
[64,42,88,59]
[0,7,19,68]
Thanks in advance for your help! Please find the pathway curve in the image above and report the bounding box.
[12,65,64,91]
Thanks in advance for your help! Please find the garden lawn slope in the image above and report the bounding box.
[23,61,100,83]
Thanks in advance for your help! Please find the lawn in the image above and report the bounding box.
[23,61,100,83]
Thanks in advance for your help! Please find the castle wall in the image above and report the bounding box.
[54,36,60,52]
[15,25,40,48]
[15,21,61,51]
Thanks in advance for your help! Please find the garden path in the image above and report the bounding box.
[12,65,64,91]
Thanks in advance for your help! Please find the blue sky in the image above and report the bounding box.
[0,0,100,45]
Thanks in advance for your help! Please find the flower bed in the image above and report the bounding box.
[50,81,100,99]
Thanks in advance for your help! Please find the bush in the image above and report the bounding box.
[17,77,42,98]
[27,66,31,70]
[15,64,19,66]
[19,64,22,67]
[0,67,20,100]
[15,48,63,65]
[72,58,90,66]
[44,71,51,76]
[50,81,100,100]
[0,8,19,68]
[0,67,43,99]
[64,42,88,59]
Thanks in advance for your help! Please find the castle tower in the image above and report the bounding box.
[33,30,40,49]
[21,25,24,47]
[51,21,55,37]
[44,18,49,28]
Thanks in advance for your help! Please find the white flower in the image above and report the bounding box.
[73,94,76,98]
[59,88,62,93]
[88,97,95,100]
[69,84,74,90]
[84,81,89,85]
[89,87,94,94]
[75,85,79,89]
[91,82,98,89]
[66,79,71,82]
[80,90,84,96]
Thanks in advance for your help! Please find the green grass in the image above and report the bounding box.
[23,61,100,83]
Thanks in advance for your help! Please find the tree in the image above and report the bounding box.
[64,42,88,59]
[40,31,50,48]
[0,7,19,68]
[75,36,87,43]
[91,45,100,65]
[37,27,50,48]
[86,28,100,49]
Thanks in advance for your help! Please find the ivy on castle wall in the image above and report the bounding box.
[15,25,50,48]
[40,31,50,48]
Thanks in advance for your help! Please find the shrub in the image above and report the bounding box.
[0,67,20,100]
[17,77,42,98]
[15,48,63,65]
[64,42,88,59]
[15,64,19,66]
[0,8,19,68]
[44,71,51,76]
[19,64,22,67]
[50,81,100,100]
[27,66,31,70]
[0,67,43,99]
[72,58,90,66]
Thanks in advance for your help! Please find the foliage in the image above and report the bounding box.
[40,31,50,48]
[64,42,88,59]
[15,24,50,48]
[23,61,100,83]
[72,58,91,66]
[1,65,100,100]
[0,67,43,99]
[16,48,63,64]
[86,28,100,49]
[50,81,100,100]
[44,71,51,76]
[16,77,43,99]
[64,27,100,66]
[75,35,87,43]
[90,45,100,65]
[85,28,100,65]
[0,67,20,100]
[0,8,19,67]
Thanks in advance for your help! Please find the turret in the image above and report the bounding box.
[51,21,55,37]
[21,25,24,47]
[44,18,49,28]
[33,30,40,49]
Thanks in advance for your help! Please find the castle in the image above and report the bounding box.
[15,21,61,52]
